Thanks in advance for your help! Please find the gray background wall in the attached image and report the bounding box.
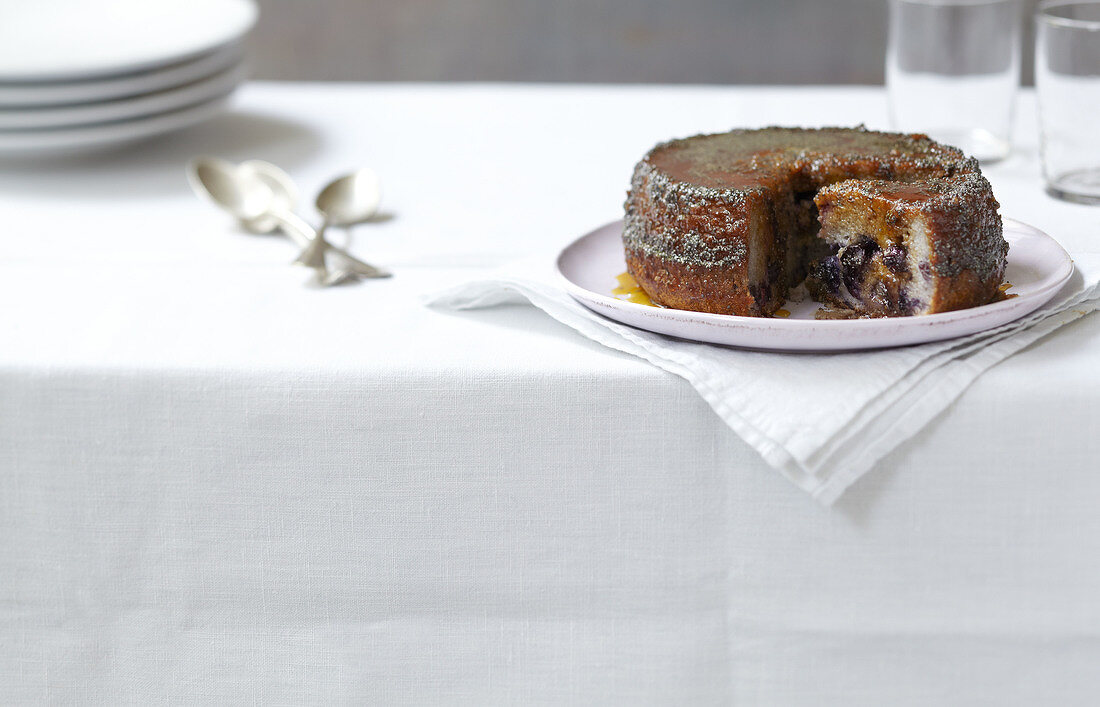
[250,0,1041,84]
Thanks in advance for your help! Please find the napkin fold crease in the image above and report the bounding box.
[426,253,1100,504]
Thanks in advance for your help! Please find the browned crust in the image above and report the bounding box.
[626,248,762,316]
[925,182,1006,313]
[929,268,1000,313]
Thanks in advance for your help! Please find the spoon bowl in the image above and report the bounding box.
[187,156,274,222]
[315,168,381,227]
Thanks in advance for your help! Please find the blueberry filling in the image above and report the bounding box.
[898,290,924,313]
[810,235,924,314]
[882,244,908,273]
[839,243,866,273]
[817,254,842,294]
[840,260,863,298]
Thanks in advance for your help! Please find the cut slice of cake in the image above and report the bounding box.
[806,173,1007,318]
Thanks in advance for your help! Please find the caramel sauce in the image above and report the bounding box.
[648,127,946,190]
[612,272,658,306]
[994,282,1018,301]
[871,182,939,202]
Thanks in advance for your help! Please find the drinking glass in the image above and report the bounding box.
[1036,1,1100,204]
[887,0,1022,162]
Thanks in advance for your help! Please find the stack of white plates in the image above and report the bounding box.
[0,0,258,156]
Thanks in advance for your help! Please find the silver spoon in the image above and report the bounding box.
[188,157,329,278]
[307,168,391,284]
[188,157,379,281]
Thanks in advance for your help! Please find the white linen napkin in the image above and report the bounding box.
[426,252,1100,505]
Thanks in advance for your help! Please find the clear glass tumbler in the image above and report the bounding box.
[1036,1,1100,204]
[887,0,1021,162]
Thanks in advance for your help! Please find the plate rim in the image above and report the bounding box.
[0,42,245,108]
[555,217,1075,349]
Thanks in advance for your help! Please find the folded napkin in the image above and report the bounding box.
[426,252,1100,505]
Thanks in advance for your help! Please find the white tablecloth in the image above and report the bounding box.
[2,83,1099,705]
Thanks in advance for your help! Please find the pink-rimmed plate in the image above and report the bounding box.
[556,218,1074,351]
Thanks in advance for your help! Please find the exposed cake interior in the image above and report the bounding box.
[808,181,937,316]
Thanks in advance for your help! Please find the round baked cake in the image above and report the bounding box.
[622,126,1008,318]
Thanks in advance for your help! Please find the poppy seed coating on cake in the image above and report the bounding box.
[622,126,1007,317]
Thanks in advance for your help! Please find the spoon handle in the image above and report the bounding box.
[330,248,392,278]
[269,208,316,249]
[269,207,392,279]
[292,220,329,270]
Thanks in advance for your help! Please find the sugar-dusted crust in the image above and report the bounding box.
[622,126,1006,317]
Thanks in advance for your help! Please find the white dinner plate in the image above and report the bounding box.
[0,64,244,130]
[0,0,257,82]
[556,218,1074,351]
[0,43,244,108]
[0,94,232,156]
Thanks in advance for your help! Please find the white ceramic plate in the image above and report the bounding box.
[0,94,232,156]
[0,0,256,82]
[0,43,244,108]
[556,218,1074,351]
[0,64,244,130]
